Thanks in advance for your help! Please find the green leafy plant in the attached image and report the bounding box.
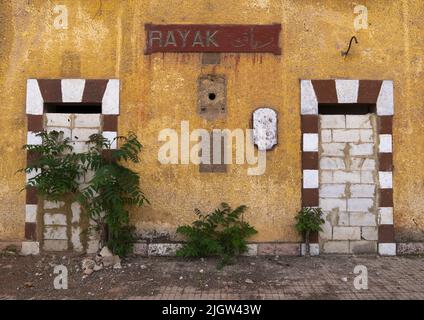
[78,132,149,257]
[176,203,257,268]
[295,207,325,257]
[21,131,86,201]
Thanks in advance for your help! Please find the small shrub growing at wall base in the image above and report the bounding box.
[176,203,257,268]
[295,207,325,257]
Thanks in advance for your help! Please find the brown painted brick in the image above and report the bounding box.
[302,152,319,169]
[309,231,319,243]
[379,189,393,207]
[274,243,300,256]
[378,116,393,134]
[257,243,275,255]
[103,115,118,131]
[379,225,395,243]
[26,187,38,205]
[357,80,383,104]
[301,115,318,133]
[379,153,393,171]
[25,222,37,241]
[302,188,319,207]
[311,80,337,103]
[27,150,41,165]
[27,115,44,131]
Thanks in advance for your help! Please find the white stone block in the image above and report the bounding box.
[45,113,72,128]
[21,241,40,255]
[378,243,396,256]
[320,157,345,170]
[350,158,376,171]
[348,198,374,212]
[350,184,375,198]
[319,220,333,240]
[379,134,392,153]
[333,171,360,183]
[26,169,41,183]
[323,241,349,253]
[349,240,377,254]
[148,243,183,256]
[320,115,345,128]
[378,207,394,225]
[303,170,319,188]
[62,79,85,103]
[360,129,374,142]
[338,212,350,226]
[103,131,118,149]
[335,79,359,103]
[71,202,81,224]
[301,243,320,256]
[44,213,67,226]
[44,226,68,240]
[47,127,71,140]
[102,79,120,115]
[74,114,102,128]
[321,143,346,156]
[320,171,333,183]
[361,171,375,184]
[27,132,42,145]
[362,227,378,240]
[333,226,361,240]
[349,212,377,226]
[321,130,332,143]
[379,171,393,189]
[349,143,374,156]
[301,80,318,115]
[242,244,258,256]
[43,240,68,251]
[346,115,372,129]
[320,184,345,198]
[70,141,90,153]
[303,133,318,152]
[44,201,65,209]
[26,79,43,115]
[25,205,37,223]
[72,128,99,142]
[71,227,83,252]
[253,108,277,151]
[376,80,394,116]
[319,198,346,211]
[333,129,360,143]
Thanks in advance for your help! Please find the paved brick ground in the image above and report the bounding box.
[0,254,423,299]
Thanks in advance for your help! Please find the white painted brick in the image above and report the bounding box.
[62,79,85,103]
[303,133,318,152]
[74,114,102,128]
[378,207,394,225]
[25,205,37,223]
[333,171,360,183]
[26,169,41,183]
[301,243,319,256]
[44,226,68,240]
[21,241,40,255]
[43,240,68,251]
[349,212,377,226]
[320,184,345,198]
[335,80,359,103]
[361,171,375,183]
[242,244,258,256]
[148,243,183,256]
[26,79,43,115]
[320,157,345,170]
[333,226,361,240]
[321,143,346,156]
[319,198,346,211]
[44,213,67,226]
[45,113,72,128]
[379,134,392,153]
[47,127,71,140]
[350,158,376,171]
[319,220,333,240]
[103,131,118,149]
[378,243,396,256]
[348,198,374,212]
[320,115,345,128]
[379,171,393,189]
[376,80,394,116]
[333,129,360,142]
[27,132,42,145]
[70,141,90,153]
[338,212,350,226]
[349,143,374,156]
[321,130,332,143]
[72,128,99,142]
[71,227,83,252]
[102,79,120,115]
[323,241,349,253]
[360,129,374,142]
[346,115,372,129]
[44,201,65,209]
[71,202,81,224]
[320,171,333,183]
[350,184,375,198]
[301,80,318,115]
[362,227,378,240]
[303,170,319,188]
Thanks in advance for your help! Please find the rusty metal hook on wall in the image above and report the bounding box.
[341,36,358,57]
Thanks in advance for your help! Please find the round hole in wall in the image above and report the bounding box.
[208,93,216,100]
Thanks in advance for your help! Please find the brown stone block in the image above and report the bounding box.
[302,152,318,169]
[103,115,118,131]
[357,80,383,104]
[379,189,393,207]
[25,223,37,241]
[378,116,393,134]
[379,225,395,243]
[26,187,38,205]
[82,80,109,103]
[302,189,319,207]
[27,115,44,131]
[274,243,300,256]
[37,79,62,103]
[301,115,318,133]
[379,153,393,171]
[311,80,337,103]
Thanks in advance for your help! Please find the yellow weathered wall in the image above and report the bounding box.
[0,0,423,242]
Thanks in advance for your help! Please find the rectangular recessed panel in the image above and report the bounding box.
[318,103,376,115]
